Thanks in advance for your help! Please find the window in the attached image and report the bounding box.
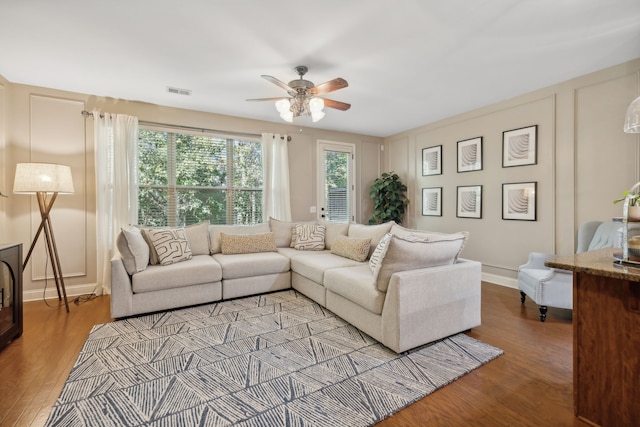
[137,129,262,226]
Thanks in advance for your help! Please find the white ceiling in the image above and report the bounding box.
[2,1,640,137]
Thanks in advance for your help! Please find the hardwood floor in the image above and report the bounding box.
[0,283,585,426]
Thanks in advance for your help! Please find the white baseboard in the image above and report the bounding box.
[23,283,99,303]
[482,272,518,289]
[22,276,517,303]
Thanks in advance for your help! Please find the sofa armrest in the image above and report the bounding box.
[110,256,134,318]
[381,258,482,353]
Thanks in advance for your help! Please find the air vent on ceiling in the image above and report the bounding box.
[167,86,192,96]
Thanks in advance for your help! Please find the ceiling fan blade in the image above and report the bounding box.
[246,97,289,102]
[322,98,351,111]
[261,75,295,92]
[310,78,348,95]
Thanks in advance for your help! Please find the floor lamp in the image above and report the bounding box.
[13,163,75,312]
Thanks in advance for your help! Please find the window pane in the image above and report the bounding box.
[324,150,349,222]
[233,139,262,188]
[233,189,262,225]
[138,187,168,227]
[176,134,227,187]
[139,130,168,185]
[178,188,227,225]
[137,129,263,226]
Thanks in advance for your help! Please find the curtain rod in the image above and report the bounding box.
[81,110,291,141]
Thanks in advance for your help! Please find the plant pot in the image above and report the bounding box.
[629,205,640,220]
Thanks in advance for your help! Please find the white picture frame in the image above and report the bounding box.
[457,185,482,218]
[457,137,483,172]
[422,145,442,176]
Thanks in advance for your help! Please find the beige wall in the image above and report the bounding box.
[385,58,640,287]
[0,83,383,299]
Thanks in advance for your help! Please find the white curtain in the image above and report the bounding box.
[94,113,139,295]
[262,133,292,221]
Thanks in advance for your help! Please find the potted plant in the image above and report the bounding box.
[368,172,409,225]
[614,190,640,219]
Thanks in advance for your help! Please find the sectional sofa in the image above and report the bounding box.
[111,218,481,353]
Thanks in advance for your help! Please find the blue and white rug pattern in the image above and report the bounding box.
[45,290,502,426]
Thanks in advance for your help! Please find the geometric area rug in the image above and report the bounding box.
[45,290,503,427]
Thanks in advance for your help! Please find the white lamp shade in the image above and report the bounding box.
[309,97,324,113]
[275,99,291,114]
[624,95,640,133]
[13,163,75,194]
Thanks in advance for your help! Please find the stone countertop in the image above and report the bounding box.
[545,247,640,281]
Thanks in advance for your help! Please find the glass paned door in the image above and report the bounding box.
[318,141,355,223]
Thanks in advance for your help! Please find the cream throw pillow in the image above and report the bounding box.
[139,221,210,264]
[116,226,149,275]
[330,236,371,262]
[209,223,271,254]
[291,224,326,250]
[376,233,468,292]
[146,228,193,266]
[220,232,277,255]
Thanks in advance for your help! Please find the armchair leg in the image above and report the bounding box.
[520,291,526,304]
[538,306,548,322]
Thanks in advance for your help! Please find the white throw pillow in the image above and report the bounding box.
[368,232,392,280]
[146,228,193,266]
[116,226,150,275]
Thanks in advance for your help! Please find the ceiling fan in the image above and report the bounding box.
[247,65,350,123]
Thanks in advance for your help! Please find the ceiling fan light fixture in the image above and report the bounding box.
[309,97,324,113]
[275,99,291,114]
[311,111,325,122]
[624,95,640,133]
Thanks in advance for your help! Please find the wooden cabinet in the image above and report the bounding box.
[546,248,640,427]
[0,243,23,351]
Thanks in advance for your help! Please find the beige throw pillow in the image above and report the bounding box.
[376,233,468,292]
[209,223,271,254]
[330,236,371,262]
[220,232,277,255]
[291,223,326,250]
[116,226,150,275]
[146,228,193,266]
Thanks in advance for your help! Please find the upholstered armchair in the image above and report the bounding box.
[518,221,640,321]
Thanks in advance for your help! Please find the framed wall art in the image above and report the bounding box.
[456,185,482,218]
[502,125,537,167]
[422,145,442,176]
[502,181,537,221]
[422,187,442,216]
[457,137,482,172]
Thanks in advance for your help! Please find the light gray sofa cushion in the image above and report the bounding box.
[132,255,222,293]
[291,252,363,284]
[324,264,386,314]
[376,233,467,292]
[319,219,349,249]
[348,221,395,258]
[276,247,331,259]
[213,252,290,279]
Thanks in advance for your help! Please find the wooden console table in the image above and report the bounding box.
[546,248,640,427]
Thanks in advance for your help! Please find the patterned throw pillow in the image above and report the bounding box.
[146,228,193,266]
[291,224,326,250]
[330,236,371,262]
[220,232,277,255]
[369,232,392,279]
